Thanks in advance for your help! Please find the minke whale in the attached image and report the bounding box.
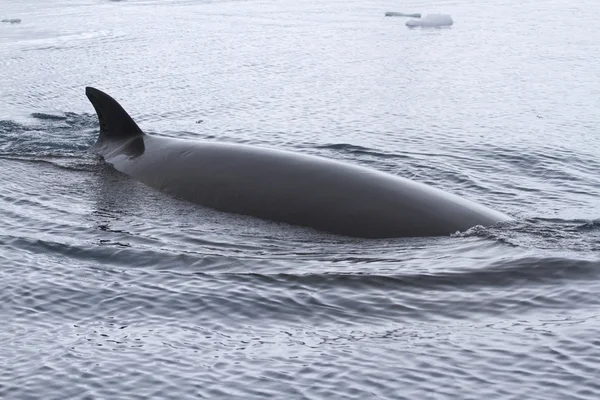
[85,87,511,238]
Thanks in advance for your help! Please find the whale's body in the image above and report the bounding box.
[86,87,510,238]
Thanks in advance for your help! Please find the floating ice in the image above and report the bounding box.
[385,12,421,18]
[406,14,453,28]
[2,18,21,24]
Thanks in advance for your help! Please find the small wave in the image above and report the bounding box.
[576,219,600,231]
[210,256,600,290]
[459,218,600,252]
[0,112,97,131]
[30,113,68,121]
[315,143,409,159]
[479,145,600,183]
[0,112,98,170]
[0,154,101,172]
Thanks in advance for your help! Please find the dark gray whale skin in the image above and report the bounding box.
[85,87,511,238]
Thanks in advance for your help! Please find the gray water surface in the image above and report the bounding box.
[1,0,599,398]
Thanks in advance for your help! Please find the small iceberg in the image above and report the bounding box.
[406,14,453,28]
[2,18,22,24]
[385,12,421,18]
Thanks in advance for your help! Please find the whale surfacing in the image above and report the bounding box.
[85,87,510,238]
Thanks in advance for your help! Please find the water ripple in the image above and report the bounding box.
[2,0,600,398]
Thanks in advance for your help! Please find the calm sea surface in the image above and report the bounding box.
[1,0,599,398]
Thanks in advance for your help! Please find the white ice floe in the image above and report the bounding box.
[406,14,453,28]
[384,12,421,18]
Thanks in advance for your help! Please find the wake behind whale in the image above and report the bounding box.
[85,87,510,238]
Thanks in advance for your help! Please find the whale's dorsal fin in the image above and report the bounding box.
[85,87,144,144]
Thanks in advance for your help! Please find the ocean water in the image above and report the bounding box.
[1,0,599,398]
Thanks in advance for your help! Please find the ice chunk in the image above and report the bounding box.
[1,18,21,24]
[406,14,453,28]
[385,12,421,18]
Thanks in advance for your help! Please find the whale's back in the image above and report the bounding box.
[107,136,509,238]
